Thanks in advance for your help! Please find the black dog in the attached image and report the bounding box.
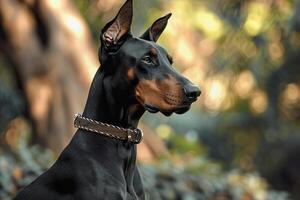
[14,0,200,199]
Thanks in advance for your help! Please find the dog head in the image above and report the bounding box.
[99,0,200,116]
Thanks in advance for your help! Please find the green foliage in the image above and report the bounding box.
[0,138,54,199]
[140,158,290,200]
[168,133,206,156]
[1,0,300,198]
[0,139,290,199]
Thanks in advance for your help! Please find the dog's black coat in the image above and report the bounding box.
[14,0,200,199]
[14,69,145,200]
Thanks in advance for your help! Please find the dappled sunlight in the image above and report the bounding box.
[156,124,172,140]
[282,83,300,105]
[244,2,269,36]
[182,66,204,87]
[63,15,84,37]
[198,38,216,57]
[268,42,284,62]
[169,0,192,24]
[234,70,256,99]
[241,40,257,58]
[47,0,64,9]
[1,0,299,199]
[204,77,228,111]
[227,171,268,200]
[176,37,196,66]
[281,83,300,119]
[276,0,293,19]
[169,0,224,40]
[194,7,224,40]
[250,90,268,114]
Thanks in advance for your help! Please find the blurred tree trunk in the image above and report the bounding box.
[0,0,168,160]
[0,0,98,152]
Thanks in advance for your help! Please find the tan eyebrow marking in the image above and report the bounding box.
[150,48,158,57]
[127,68,135,80]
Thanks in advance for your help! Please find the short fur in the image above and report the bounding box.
[14,0,200,199]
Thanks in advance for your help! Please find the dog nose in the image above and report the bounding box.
[184,84,201,100]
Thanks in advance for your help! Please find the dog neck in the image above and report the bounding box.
[82,68,145,129]
[72,68,142,188]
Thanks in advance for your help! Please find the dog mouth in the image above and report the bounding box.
[142,93,197,116]
[144,103,191,116]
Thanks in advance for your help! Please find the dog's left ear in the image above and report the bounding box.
[141,13,172,42]
[101,0,133,48]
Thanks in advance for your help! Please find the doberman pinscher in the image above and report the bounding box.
[14,0,200,199]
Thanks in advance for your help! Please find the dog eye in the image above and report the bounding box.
[142,56,154,65]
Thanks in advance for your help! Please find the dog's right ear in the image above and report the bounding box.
[101,0,133,49]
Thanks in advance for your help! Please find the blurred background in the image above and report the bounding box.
[0,0,299,199]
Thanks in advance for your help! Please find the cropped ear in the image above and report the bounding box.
[141,13,172,42]
[101,0,133,47]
